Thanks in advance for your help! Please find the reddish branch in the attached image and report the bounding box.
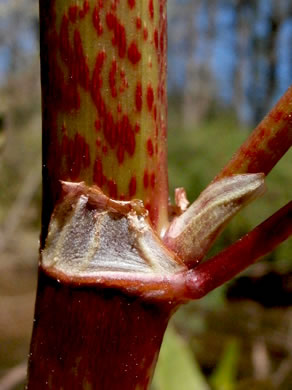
[215,86,292,179]
[186,201,292,299]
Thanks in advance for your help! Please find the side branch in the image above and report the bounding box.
[163,174,265,266]
[184,201,292,299]
[215,86,292,179]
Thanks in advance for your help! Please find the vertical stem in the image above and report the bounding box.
[27,273,174,390]
[41,0,169,235]
[27,2,171,389]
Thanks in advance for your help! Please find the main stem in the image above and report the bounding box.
[27,1,171,389]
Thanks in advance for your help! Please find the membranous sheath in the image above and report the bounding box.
[164,173,265,266]
[42,182,185,294]
[41,175,266,300]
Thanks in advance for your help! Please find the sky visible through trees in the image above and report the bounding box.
[168,0,292,125]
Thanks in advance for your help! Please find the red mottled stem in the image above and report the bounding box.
[184,201,292,299]
[215,86,292,180]
[41,0,168,236]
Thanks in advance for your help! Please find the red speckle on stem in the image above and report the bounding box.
[93,6,103,36]
[147,139,154,157]
[160,28,165,53]
[257,127,268,140]
[119,69,128,93]
[135,82,143,111]
[73,30,90,90]
[272,110,283,122]
[102,145,108,155]
[119,116,128,145]
[104,112,117,148]
[135,123,140,133]
[149,0,154,19]
[68,6,78,23]
[117,145,125,164]
[127,132,136,156]
[150,173,156,188]
[117,103,122,113]
[129,176,137,197]
[63,133,90,180]
[93,158,105,187]
[128,42,141,65]
[79,0,90,19]
[136,17,142,29]
[128,0,136,9]
[94,119,101,132]
[106,13,127,58]
[115,115,136,160]
[83,1,90,13]
[147,85,154,111]
[154,29,158,50]
[246,149,271,174]
[108,179,118,199]
[153,105,157,121]
[109,60,118,98]
[268,123,290,150]
[91,51,106,114]
[59,15,72,64]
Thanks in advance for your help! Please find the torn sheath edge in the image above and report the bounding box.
[41,181,189,302]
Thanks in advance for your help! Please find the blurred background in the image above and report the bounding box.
[0,0,291,389]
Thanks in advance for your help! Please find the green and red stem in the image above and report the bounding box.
[41,0,168,238]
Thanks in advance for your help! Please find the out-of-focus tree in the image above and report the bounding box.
[0,0,40,165]
[168,0,292,127]
[0,0,38,76]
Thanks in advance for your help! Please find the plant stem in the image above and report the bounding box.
[27,272,174,390]
[27,1,170,389]
[41,0,169,236]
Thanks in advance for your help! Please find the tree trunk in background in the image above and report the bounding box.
[183,0,215,128]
